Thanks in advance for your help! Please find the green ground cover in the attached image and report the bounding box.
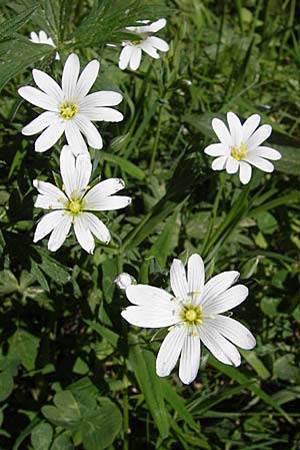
[0,0,299,449]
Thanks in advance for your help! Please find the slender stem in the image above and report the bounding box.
[122,382,129,450]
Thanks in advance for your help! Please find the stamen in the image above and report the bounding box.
[59,101,79,120]
[231,143,248,160]
[180,304,203,326]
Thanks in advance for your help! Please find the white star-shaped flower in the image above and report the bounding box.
[122,254,256,384]
[119,18,169,71]
[29,30,60,60]
[204,112,282,184]
[33,145,131,254]
[18,53,124,154]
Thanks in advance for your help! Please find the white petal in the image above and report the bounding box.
[62,53,80,100]
[33,180,66,209]
[22,111,57,136]
[129,47,142,70]
[75,153,92,192]
[81,212,111,244]
[48,214,72,251]
[250,146,281,160]
[32,69,62,101]
[227,112,243,145]
[18,86,58,111]
[149,18,167,32]
[65,120,88,155]
[201,271,239,308]
[242,114,260,142]
[204,143,228,157]
[126,284,174,307]
[170,258,188,299]
[75,60,99,98]
[85,195,131,211]
[211,155,227,170]
[179,334,201,384]
[187,254,205,304]
[212,118,232,147]
[226,156,239,174]
[119,45,133,70]
[30,32,38,42]
[80,91,123,108]
[39,31,48,42]
[59,145,76,196]
[79,107,123,122]
[203,285,249,315]
[208,315,256,350]
[34,120,65,152]
[246,124,272,150]
[34,210,66,242]
[121,305,179,328]
[239,161,252,184]
[74,116,103,148]
[245,155,274,172]
[85,178,125,199]
[140,40,160,59]
[156,326,186,377]
[199,325,241,366]
[73,214,95,254]
[146,36,169,51]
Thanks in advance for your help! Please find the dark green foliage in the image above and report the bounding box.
[0,0,300,449]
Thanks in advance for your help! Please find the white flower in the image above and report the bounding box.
[114,272,132,290]
[122,254,256,384]
[119,18,169,71]
[30,30,60,60]
[204,112,282,184]
[18,53,124,154]
[33,145,131,253]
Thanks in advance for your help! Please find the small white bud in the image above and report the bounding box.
[114,272,132,290]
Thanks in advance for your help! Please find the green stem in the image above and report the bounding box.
[149,106,163,173]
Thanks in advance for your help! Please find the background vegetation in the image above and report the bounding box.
[0,0,299,449]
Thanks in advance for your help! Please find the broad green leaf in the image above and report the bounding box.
[0,371,14,402]
[42,391,81,428]
[0,39,54,92]
[9,328,39,371]
[50,433,74,450]
[0,270,19,295]
[31,422,53,450]
[274,145,300,175]
[273,355,300,382]
[80,398,122,450]
[30,258,50,292]
[128,334,170,438]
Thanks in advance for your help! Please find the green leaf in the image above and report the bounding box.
[0,39,54,92]
[274,145,300,175]
[0,5,37,41]
[30,258,50,292]
[273,355,300,382]
[9,328,39,371]
[100,151,145,180]
[42,391,81,428]
[81,398,122,450]
[0,371,14,402]
[50,433,74,450]
[256,212,278,235]
[84,320,119,348]
[148,209,181,267]
[34,248,71,285]
[128,334,170,438]
[31,422,53,450]
[0,270,19,295]
[208,356,293,424]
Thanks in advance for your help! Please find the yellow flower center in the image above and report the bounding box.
[181,304,203,326]
[231,143,248,160]
[59,101,79,120]
[132,39,142,45]
[67,199,84,215]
